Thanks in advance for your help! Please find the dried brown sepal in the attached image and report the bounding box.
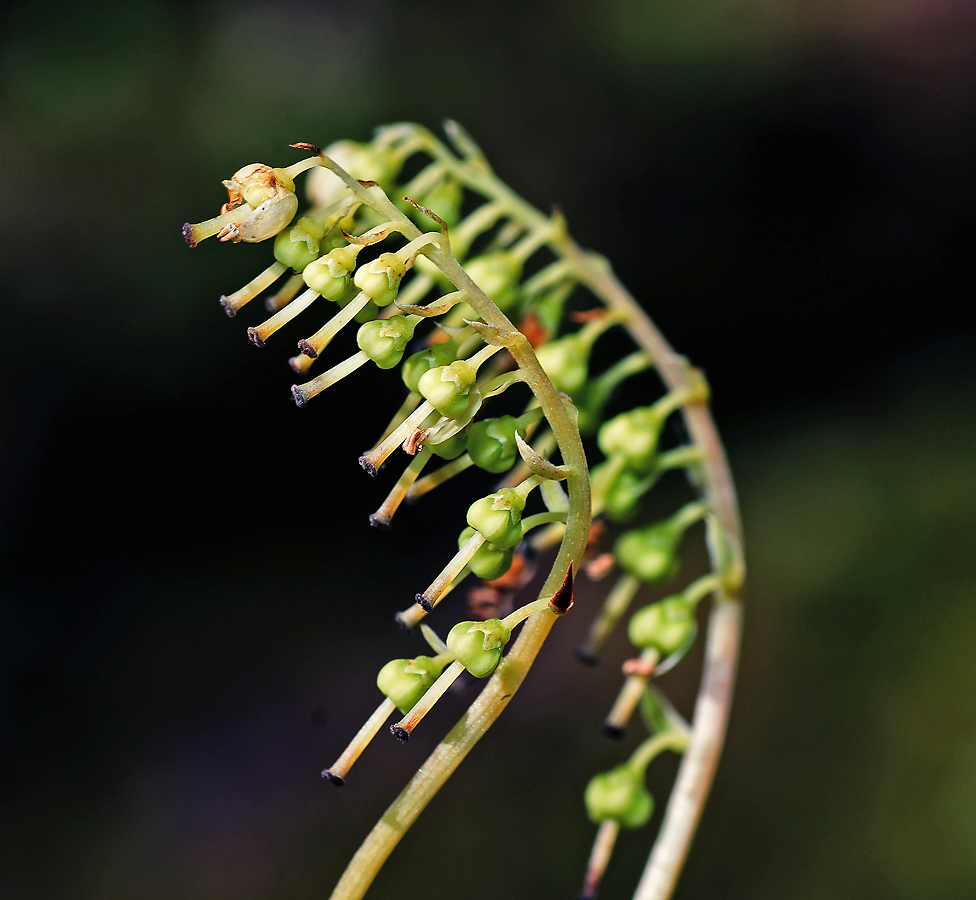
[622,657,658,678]
[548,566,574,615]
[402,428,430,456]
[403,196,450,241]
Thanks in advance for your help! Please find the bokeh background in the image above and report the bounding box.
[2,1,974,898]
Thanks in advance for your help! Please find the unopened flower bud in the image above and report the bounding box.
[466,489,525,550]
[613,522,681,584]
[458,527,516,581]
[467,414,528,474]
[446,618,512,678]
[464,251,522,311]
[418,360,479,419]
[356,315,417,369]
[602,466,647,522]
[598,406,668,473]
[353,252,407,306]
[303,244,362,300]
[376,655,446,714]
[401,341,458,394]
[534,334,588,395]
[584,766,654,829]
[428,428,468,460]
[415,178,463,228]
[273,216,326,273]
[627,597,696,656]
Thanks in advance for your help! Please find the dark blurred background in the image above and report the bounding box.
[1,1,974,898]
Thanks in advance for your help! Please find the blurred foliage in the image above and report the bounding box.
[1,1,974,899]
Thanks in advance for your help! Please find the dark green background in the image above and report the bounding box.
[2,2,974,898]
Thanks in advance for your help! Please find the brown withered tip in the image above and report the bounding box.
[548,567,575,614]
[417,594,433,613]
[246,327,265,348]
[291,386,307,408]
[298,339,318,359]
[358,456,377,477]
[601,722,625,740]
[390,725,410,743]
[575,646,599,667]
[322,769,345,786]
[290,142,322,155]
[219,296,237,318]
[183,223,197,248]
[369,513,392,530]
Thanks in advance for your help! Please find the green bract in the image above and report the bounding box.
[273,216,326,273]
[458,526,515,580]
[446,619,512,678]
[401,341,458,393]
[376,656,446,714]
[584,766,654,829]
[466,489,525,549]
[303,244,361,300]
[628,597,696,655]
[356,315,417,369]
[418,360,479,418]
[464,252,522,311]
[614,521,681,584]
[354,252,407,306]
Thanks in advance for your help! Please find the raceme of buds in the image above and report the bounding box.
[418,360,480,419]
[446,618,512,678]
[376,655,448,714]
[356,315,417,369]
[457,527,516,580]
[627,596,697,656]
[584,765,654,829]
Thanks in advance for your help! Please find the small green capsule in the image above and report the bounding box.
[534,335,588,395]
[597,406,666,474]
[353,252,407,306]
[628,597,696,655]
[356,315,417,369]
[464,252,522,311]
[418,360,479,419]
[428,428,468,460]
[466,488,525,550]
[467,415,523,473]
[273,216,326,273]
[603,465,647,522]
[446,618,512,678]
[401,341,458,394]
[303,244,361,300]
[459,526,516,580]
[584,766,654,829]
[613,521,681,584]
[376,655,446,714]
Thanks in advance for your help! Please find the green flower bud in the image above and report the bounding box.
[627,597,696,656]
[467,415,525,474]
[613,521,681,584]
[603,466,647,522]
[401,341,458,394]
[584,766,654,829]
[303,244,362,300]
[446,618,512,678]
[353,252,407,306]
[459,526,516,580]
[415,178,463,228]
[418,360,479,419]
[273,216,327,273]
[356,315,417,369]
[305,140,398,208]
[376,655,446,714]
[466,489,525,550]
[598,406,666,473]
[464,252,522,311]
[428,428,468,460]
[534,335,588,395]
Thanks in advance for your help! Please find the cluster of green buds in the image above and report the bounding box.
[182,122,743,900]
